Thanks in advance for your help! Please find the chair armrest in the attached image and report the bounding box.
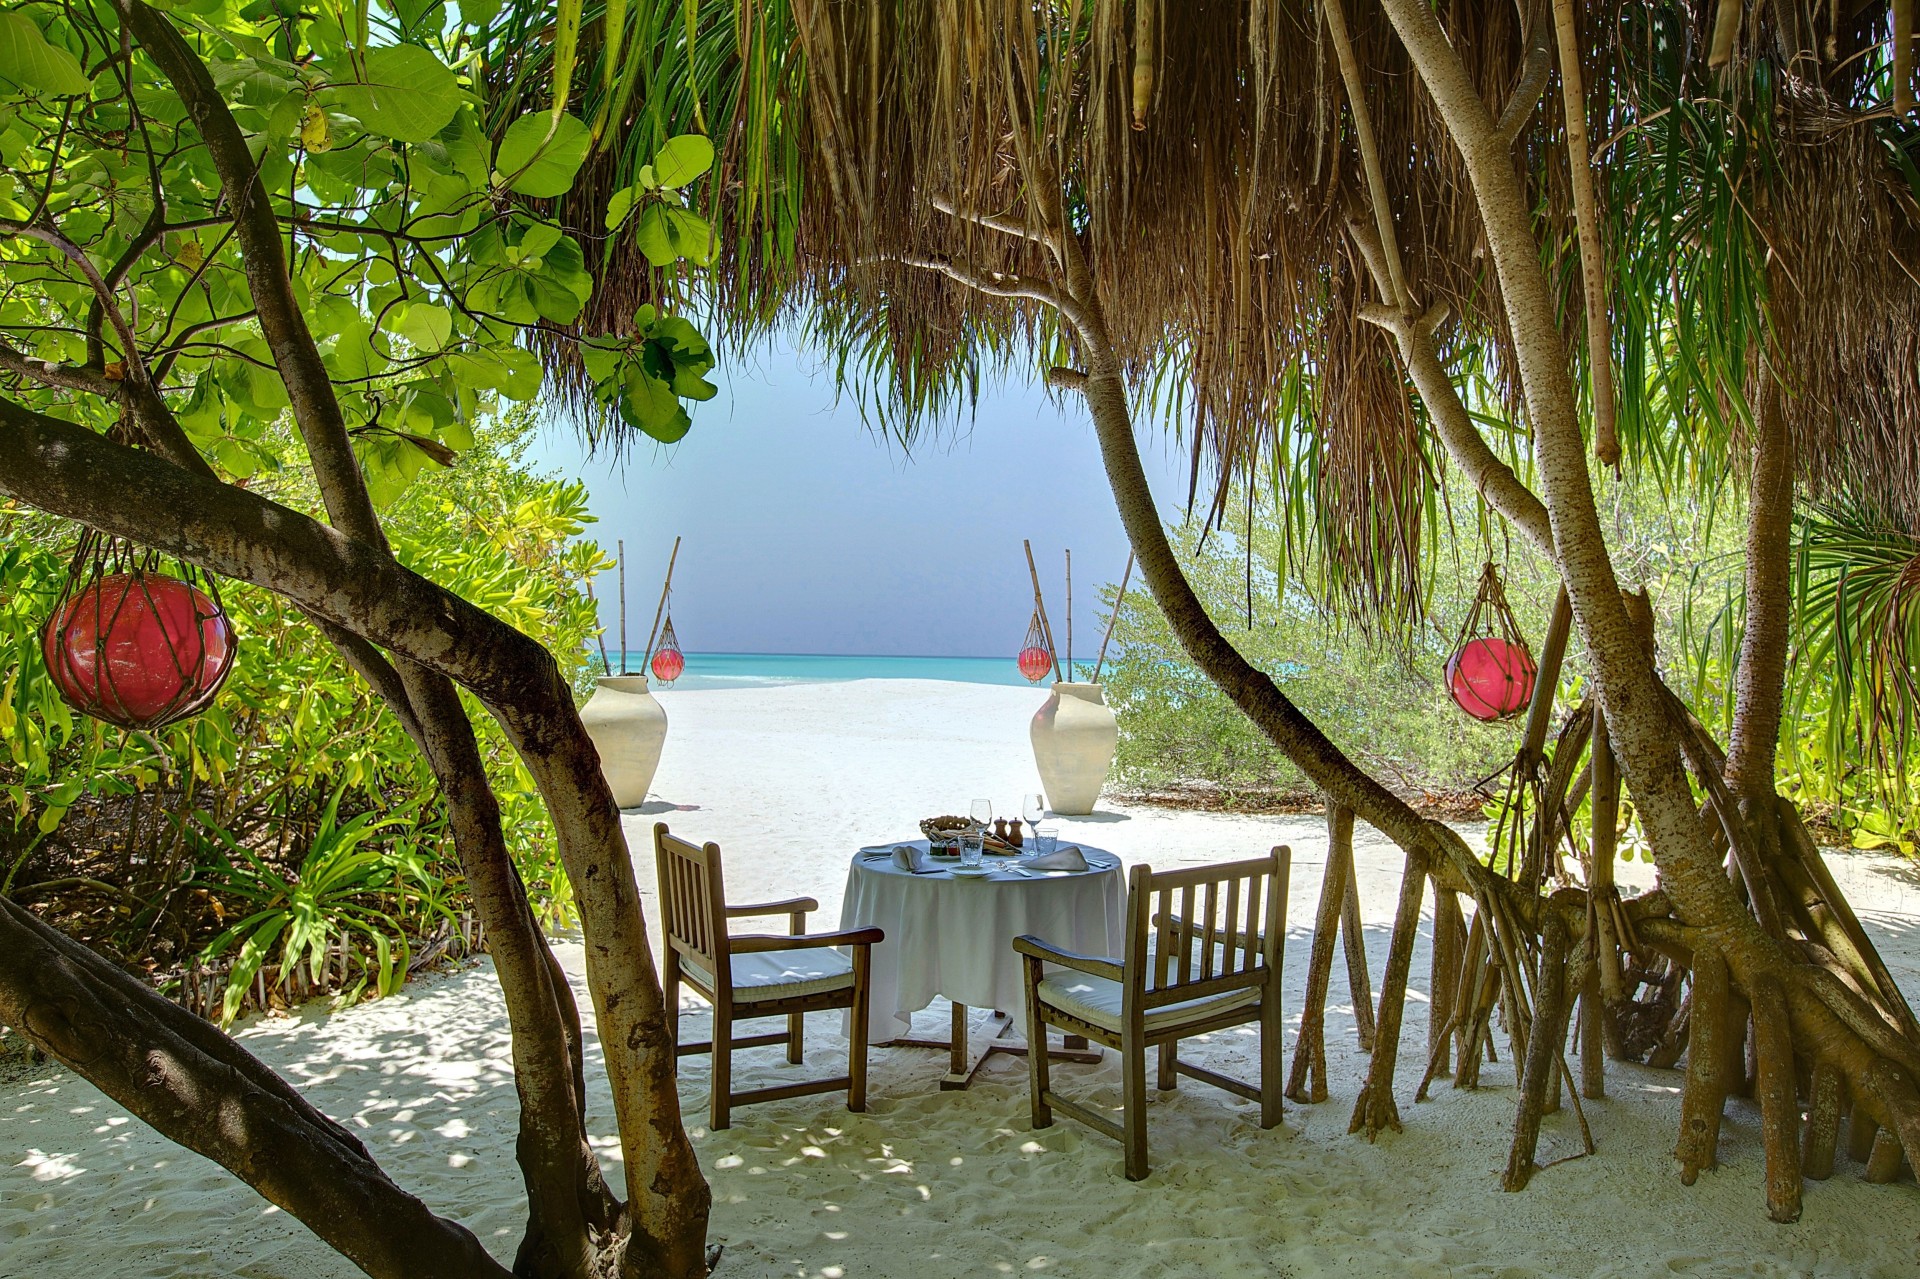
[1013,934,1125,981]
[725,896,819,919]
[730,927,883,953]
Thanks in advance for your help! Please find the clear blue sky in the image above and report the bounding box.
[529,330,1191,658]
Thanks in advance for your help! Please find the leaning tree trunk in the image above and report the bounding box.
[0,389,711,1275]
[0,8,714,1269]
[1371,0,1920,1217]
[1041,215,1514,1138]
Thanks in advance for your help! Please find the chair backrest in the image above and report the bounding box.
[654,823,729,979]
[1124,846,1290,1011]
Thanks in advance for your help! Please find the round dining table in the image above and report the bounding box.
[838,839,1126,1086]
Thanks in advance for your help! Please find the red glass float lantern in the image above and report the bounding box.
[1447,637,1537,722]
[1017,645,1054,683]
[1016,606,1055,684]
[1446,562,1536,722]
[41,536,236,731]
[650,616,685,685]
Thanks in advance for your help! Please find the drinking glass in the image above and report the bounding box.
[1035,825,1059,858]
[970,798,993,829]
[960,831,984,867]
[1021,793,1045,851]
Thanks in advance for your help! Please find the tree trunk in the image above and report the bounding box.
[1375,0,1920,1207]
[0,399,706,1272]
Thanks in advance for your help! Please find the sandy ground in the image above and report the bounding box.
[4,678,1918,1278]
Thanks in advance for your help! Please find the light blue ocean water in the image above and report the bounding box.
[596,652,1075,691]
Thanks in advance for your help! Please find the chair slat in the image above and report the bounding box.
[1244,873,1263,971]
[1200,879,1220,980]
[1176,884,1196,985]
[1222,876,1242,974]
[1152,885,1173,992]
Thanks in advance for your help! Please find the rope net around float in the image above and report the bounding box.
[650,614,685,685]
[1447,562,1537,723]
[1016,606,1054,683]
[40,531,237,731]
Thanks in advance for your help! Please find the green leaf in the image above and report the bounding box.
[516,220,562,262]
[619,365,690,443]
[327,46,460,145]
[650,134,713,189]
[396,303,453,352]
[496,346,543,400]
[634,203,713,267]
[494,111,590,198]
[604,184,641,232]
[459,0,502,25]
[0,14,91,96]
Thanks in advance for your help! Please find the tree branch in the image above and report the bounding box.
[928,194,1062,256]
[1349,220,1557,557]
[0,895,513,1279]
[0,339,120,396]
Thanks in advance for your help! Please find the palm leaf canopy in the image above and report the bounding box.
[497,0,1920,621]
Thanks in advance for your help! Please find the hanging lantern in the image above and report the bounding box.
[1016,606,1054,683]
[1447,637,1537,722]
[41,535,236,731]
[650,616,685,685]
[1446,562,1535,722]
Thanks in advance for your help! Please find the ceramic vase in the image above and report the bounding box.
[1030,682,1118,816]
[580,675,668,809]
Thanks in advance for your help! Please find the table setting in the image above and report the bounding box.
[839,795,1126,1085]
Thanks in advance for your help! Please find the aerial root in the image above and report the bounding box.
[1676,946,1730,1185]
[1502,912,1573,1191]
[1750,974,1802,1222]
[1801,1063,1842,1181]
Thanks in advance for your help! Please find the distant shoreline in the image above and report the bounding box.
[591,650,1096,690]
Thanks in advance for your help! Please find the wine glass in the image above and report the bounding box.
[970,798,993,835]
[1022,793,1045,851]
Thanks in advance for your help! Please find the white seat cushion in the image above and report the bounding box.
[1036,970,1261,1034]
[686,948,855,1003]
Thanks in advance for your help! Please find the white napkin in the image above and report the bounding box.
[891,845,944,874]
[1025,846,1089,872]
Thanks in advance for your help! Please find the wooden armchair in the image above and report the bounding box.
[1014,846,1291,1179]
[654,823,883,1130]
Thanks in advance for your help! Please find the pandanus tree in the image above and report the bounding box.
[529,0,1920,1218]
[0,1,723,1275]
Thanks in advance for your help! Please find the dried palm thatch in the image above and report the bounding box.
[502,0,1920,618]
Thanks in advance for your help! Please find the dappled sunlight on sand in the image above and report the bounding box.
[4,683,1918,1277]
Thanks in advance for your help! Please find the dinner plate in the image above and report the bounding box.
[947,865,994,877]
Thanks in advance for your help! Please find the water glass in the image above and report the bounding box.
[960,831,985,867]
[1035,825,1059,857]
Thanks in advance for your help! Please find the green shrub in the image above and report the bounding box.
[0,408,606,1012]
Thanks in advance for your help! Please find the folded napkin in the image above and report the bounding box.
[890,845,945,874]
[1025,846,1089,872]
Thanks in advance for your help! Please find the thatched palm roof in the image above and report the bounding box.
[508,0,1920,616]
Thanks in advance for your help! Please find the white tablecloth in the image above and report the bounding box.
[838,840,1126,1042]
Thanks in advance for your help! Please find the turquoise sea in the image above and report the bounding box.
[598,652,1078,691]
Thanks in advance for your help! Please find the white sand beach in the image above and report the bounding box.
[4,678,1918,1278]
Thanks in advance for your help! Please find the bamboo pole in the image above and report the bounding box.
[1024,539,1061,681]
[617,539,627,674]
[643,535,682,679]
[586,581,612,676]
[1065,548,1073,680]
[1091,552,1134,684]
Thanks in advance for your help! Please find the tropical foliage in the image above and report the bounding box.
[0,413,607,1023]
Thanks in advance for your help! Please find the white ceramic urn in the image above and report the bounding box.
[1029,682,1118,816]
[579,675,668,809]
